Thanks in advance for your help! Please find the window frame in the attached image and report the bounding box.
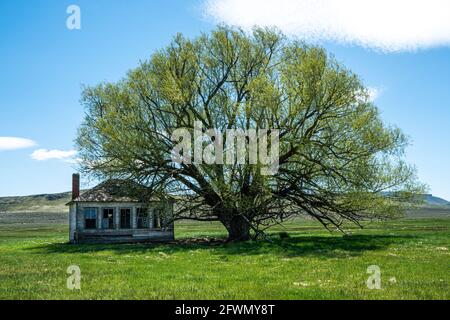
[84,207,98,229]
[136,208,149,229]
[120,208,132,229]
[102,208,114,229]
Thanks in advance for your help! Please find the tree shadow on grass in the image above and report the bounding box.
[218,234,416,258]
[26,233,417,259]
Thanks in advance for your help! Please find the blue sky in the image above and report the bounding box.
[0,0,449,200]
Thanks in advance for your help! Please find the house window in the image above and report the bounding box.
[137,208,149,229]
[120,208,131,229]
[84,208,97,229]
[102,208,114,229]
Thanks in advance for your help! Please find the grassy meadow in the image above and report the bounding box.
[0,213,449,300]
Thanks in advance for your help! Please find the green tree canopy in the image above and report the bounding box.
[76,26,424,241]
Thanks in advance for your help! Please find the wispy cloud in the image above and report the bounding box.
[0,137,37,151]
[31,149,77,162]
[367,87,382,102]
[204,0,450,52]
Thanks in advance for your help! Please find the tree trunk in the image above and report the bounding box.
[223,215,251,242]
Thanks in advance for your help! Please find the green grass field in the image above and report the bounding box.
[0,217,449,300]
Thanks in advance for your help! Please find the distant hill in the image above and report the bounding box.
[0,192,72,213]
[419,194,450,206]
[0,191,448,214]
[380,192,450,207]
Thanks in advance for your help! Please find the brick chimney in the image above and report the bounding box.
[72,173,80,200]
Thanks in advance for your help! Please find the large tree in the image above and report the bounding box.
[76,27,423,241]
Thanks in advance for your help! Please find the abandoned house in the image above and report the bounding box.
[67,174,174,243]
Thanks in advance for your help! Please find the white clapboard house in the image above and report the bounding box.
[67,174,174,243]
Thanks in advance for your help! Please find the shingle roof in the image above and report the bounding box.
[68,179,152,203]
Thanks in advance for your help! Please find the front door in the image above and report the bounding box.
[120,208,131,229]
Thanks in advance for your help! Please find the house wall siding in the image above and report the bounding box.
[69,203,77,242]
[70,201,174,243]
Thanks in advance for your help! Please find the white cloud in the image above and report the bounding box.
[204,0,450,52]
[356,86,383,103]
[367,87,382,102]
[31,149,77,162]
[0,137,37,151]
